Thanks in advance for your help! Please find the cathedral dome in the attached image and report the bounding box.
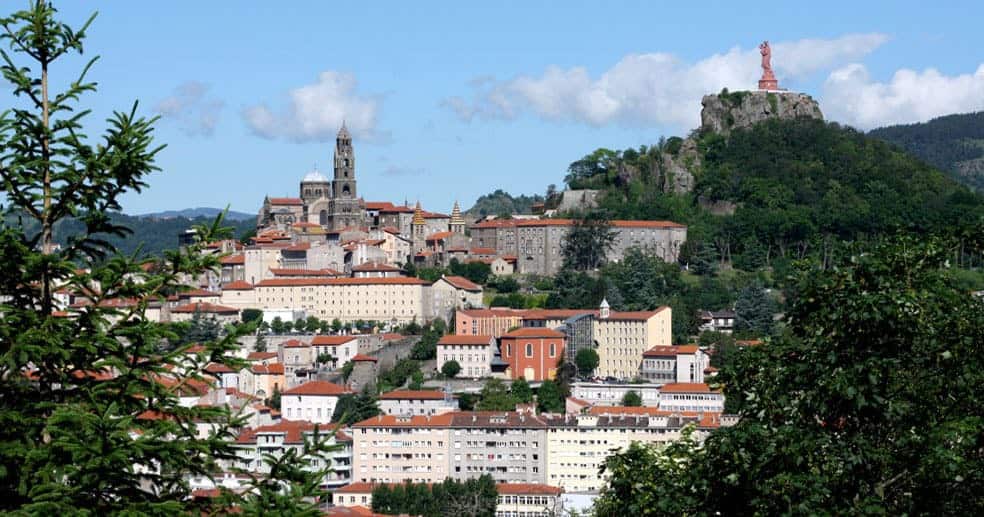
[302,169,328,183]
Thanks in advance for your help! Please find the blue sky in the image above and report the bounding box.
[21,1,984,214]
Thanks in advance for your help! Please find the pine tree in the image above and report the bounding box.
[510,377,533,403]
[734,284,777,337]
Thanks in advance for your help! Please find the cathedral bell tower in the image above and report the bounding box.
[328,122,362,230]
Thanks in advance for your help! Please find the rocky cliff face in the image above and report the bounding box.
[701,90,823,135]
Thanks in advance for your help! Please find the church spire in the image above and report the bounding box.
[450,200,465,234]
[412,201,425,226]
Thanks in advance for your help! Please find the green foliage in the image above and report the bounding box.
[377,359,421,392]
[574,348,599,376]
[410,320,446,360]
[0,3,327,512]
[441,360,461,379]
[270,316,285,334]
[331,390,380,426]
[597,236,984,514]
[510,377,533,403]
[465,189,545,218]
[416,266,449,282]
[476,378,519,411]
[869,111,984,191]
[409,370,424,390]
[303,315,320,333]
[254,330,268,352]
[340,360,355,381]
[536,380,565,413]
[488,275,519,293]
[241,308,262,323]
[733,284,777,338]
[372,474,498,517]
[449,258,492,285]
[266,386,281,410]
[175,307,222,348]
[621,390,642,407]
[561,213,617,271]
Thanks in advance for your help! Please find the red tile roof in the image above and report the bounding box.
[611,220,686,228]
[442,275,481,291]
[269,268,343,277]
[255,277,429,287]
[282,339,308,348]
[282,380,351,396]
[311,335,358,345]
[501,327,566,339]
[643,345,699,357]
[364,201,396,211]
[220,254,245,265]
[269,197,303,206]
[352,413,455,428]
[291,221,321,228]
[381,226,401,234]
[660,383,720,393]
[426,231,453,241]
[422,211,449,219]
[437,335,493,346]
[496,483,563,496]
[351,354,377,362]
[205,363,237,374]
[235,419,341,444]
[381,333,403,341]
[222,280,254,290]
[351,262,401,272]
[470,247,497,255]
[178,288,221,298]
[172,302,239,314]
[251,363,284,375]
[378,205,414,213]
[246,351,278,361]
[379,390,448,400]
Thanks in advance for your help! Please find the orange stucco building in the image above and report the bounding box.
[499,327,566,381]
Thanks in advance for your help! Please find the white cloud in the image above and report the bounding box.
[243,71,383,142]
[822,63,984,129]
[155,81,224,136]
[444,34,888,130]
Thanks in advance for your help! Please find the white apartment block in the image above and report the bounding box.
[436,334,495,378]
[378,390,459,416]
[657,383,725,413]
[352,414,453,484]
[230,420,352,490]
[281,380,352,424]
[640,345,709,384]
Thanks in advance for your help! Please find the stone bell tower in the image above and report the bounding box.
[328,122,361,230]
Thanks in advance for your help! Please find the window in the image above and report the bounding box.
[525,343,533,358]
[549,342,556,357]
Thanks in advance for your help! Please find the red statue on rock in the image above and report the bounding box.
[758,41,779,90]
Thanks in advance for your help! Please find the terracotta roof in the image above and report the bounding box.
[425,231,453,241]
[457,308,527,318]
[437,334,493,346]
[351,354,377,362]
[611,220,686,228]
[422,211,449,219]
[379,390,448,400]
[269,197,303,206]
[312,335,359,345]
[205,363,237,374]
[222,280,254,290]
[378,205,414,213]
[255,277,429,287]
[269,268,343,277]
[235,419,341,444]
[282,338,308,348]
[521,307,668,321]
[246,351,278,361]
[442,275,481,291]
[496,483,563,496]
[643,345,699,357]
[282,380,351,396]
[365,201,396,211]
[501,327,566,339]
[353,413,455,428]
[172,302,239,314]
[177,289,221,298]
[284,242,310,252]
[220,254,245,265]
[291,221,321,228]
[470,247,497,255]
[381,226,401,234]
[448,411,547,428]
[351,262,401,272]
[251,363,284,375]
[660,383,720,394]
[334,482,379,494]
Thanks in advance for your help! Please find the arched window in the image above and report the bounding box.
[525,343,533,358]
[342,185,351,197]
[319,210,328,226]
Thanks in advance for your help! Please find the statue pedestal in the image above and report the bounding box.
[758,70,779,91]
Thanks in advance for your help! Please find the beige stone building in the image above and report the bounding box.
[430,275,483,323]
[219,280,256,310]
[253,277,431,324]
[352,413,454,484]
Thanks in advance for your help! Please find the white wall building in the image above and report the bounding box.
[378,389,459,416]
[281,380,353,424]
[657,383,725,413]
[436,335,494,378]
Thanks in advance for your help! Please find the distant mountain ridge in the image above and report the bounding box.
[137,207,255,221]
[869,111,984,192]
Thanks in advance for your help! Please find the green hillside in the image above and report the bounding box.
[571,117,984,269]
[868,111,984,192]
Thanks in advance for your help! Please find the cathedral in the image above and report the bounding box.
[256,123,367,232]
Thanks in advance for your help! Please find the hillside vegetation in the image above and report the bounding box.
[464,189,544,219]
[869,111,984,191]
[570,118,984,270]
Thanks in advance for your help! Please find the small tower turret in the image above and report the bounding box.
[599,298,610,319]
[449,200,465,235]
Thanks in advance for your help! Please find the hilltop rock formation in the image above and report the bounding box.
[701,90,823,135]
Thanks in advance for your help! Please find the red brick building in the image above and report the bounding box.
[499,327,566,381]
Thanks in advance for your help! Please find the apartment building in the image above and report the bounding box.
[449,411,547,484]
[657,383,725,413]
[543,410,718,493]
[352,413,454,484]
[253,277,430,324]
[640,345,708,383]
[230,420,352,491]
[455,308,526,338]
[281,380,352,424]
[436,334,495,378]
[379,390,459,416]
[333,482,563,517]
